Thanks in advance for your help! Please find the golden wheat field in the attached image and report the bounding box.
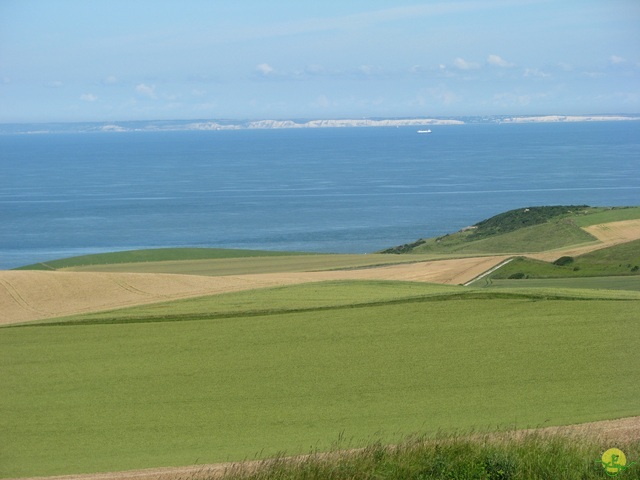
[2,219,640,325]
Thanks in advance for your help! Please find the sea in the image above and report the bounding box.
[1,121,639,269]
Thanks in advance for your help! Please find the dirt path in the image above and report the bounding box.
[6,416,639,480]
[2,219,639,326]
[3,220,640,478]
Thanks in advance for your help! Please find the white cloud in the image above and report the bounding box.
[524,68,551,78]
[48,80,63,88]
[453,57,479,70]
[80,93,98,102]
[487,54,515,68]
[135,83,157,99]
[256,63,275,76]
[610,55,626,65]
[103,75,119,85]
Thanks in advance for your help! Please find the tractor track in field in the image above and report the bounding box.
[2,219,639,326]
[0,277,46,317]
[2,219,640,478]
[0,257,510,325]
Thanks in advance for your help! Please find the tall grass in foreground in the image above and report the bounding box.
[213,432,640,480]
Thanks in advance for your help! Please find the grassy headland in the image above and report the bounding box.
[380,206,640,255]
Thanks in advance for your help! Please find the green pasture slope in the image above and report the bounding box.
[2,281,639,477]
[381,205,640,255]
[15,248,441,276]
[14,206,640,276]
[479,240,640,288]
[3,205,640,478]
[15,247,312,270]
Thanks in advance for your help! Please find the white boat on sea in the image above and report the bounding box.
[417,129,432,134]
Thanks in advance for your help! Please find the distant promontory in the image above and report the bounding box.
[1,114,638,135]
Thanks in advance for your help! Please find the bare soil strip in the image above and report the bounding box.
[2,219,640,326]
[7,416,639,480]
[528,219,640,261]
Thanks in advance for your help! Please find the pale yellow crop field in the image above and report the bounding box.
[3,219,639,326]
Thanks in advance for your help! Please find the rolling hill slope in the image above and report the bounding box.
[2,205,640,478]
[381,206,640,255]
[3,206,640,325]
[2,282,639,477]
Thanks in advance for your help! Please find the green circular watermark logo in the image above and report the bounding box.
[599,448,637,477]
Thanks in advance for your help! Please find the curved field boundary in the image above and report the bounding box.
[0,271,288,326]
[2,219,639,326]
[527,219,640,261]
[0,256,511,325]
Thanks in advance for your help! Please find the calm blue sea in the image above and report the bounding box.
[1,122,639,269]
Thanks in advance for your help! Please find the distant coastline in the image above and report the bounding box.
[1,114,639,135]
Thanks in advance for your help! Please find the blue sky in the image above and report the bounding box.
[1,0,639,122]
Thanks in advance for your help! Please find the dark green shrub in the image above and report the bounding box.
[508,272,526,279]
[553,256,574,266]
[380,239,426,254]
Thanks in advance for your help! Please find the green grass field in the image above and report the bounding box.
[36,280,461,325]
[224,433,640,480]
[483,239,640,283]
[61,253,444,276]
[15,248,314,271]
[382,205,640,256]
[17,250,446,276]
[2,282,639,477]
[4,205,640,478]
[572,206,640,227]
[479,275,640,291]
[385,216,599,255]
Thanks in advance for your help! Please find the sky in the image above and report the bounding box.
[0,0,639,123]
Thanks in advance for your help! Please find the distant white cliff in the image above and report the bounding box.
[186,118,465,130]
[4,115,638,135]
[500,115,640,123]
